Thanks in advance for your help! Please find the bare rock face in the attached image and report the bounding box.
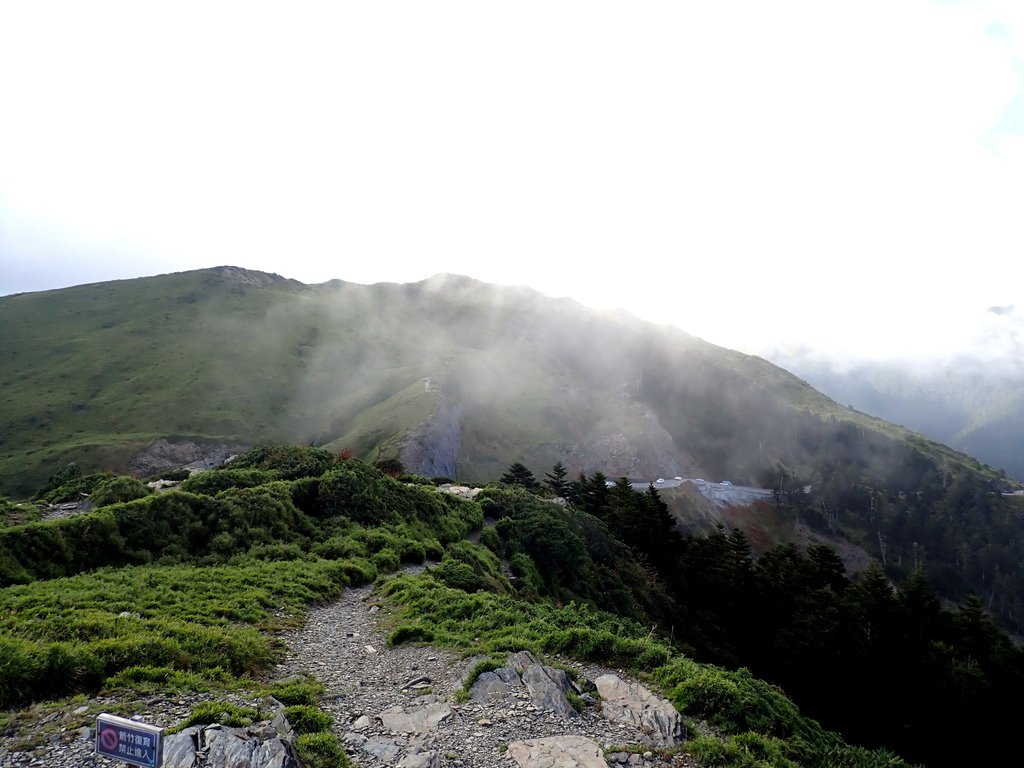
[162,718,300,768]
[520,664,578,719]
[399,390,462,479]
[469,668,524,701]
[506,651,540,674]
[505,735,607,768]
[468,651,578,719]
[126,438,249,477]
[595,674,685,747]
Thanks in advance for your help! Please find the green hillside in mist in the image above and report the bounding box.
[775,356,1024,481]
[0,266,1000,496]
[4,266,1024,632]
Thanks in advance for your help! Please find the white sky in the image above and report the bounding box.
[1,1,1022,364]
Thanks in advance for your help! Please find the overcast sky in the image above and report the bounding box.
[2,1,1022,365]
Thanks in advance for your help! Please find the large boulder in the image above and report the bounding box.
[520,664,578,719]
[595,674,684,747]
[469,651,578,718]
[162,719,300,768]
[470,667,525,702]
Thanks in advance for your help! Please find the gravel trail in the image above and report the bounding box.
[271,567,694,767]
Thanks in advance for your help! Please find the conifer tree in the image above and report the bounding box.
[543,461,569,497]
[500,462,540,489]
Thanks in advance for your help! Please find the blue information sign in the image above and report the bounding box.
[95,713,164,768]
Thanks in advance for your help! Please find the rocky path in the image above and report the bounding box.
[0,567,697,767]
[271,568,696,768]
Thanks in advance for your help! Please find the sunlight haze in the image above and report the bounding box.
[2,1,1022,364]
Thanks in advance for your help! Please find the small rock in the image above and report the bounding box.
[401,675,431,690]
[362,736,403,763]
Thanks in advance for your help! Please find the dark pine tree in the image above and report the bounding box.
[500,462,540,490]
[544,461,570,497]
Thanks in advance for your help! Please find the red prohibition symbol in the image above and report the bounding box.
[99,726,120,751]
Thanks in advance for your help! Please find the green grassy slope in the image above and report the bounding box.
[1,267,1008,501]
[0,449,915,767]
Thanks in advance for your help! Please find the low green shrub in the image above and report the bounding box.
[263,677,324,707]
[91,476,151,506]
[145,468,191,482]
[655,660,811,741]
[479,526,501,555]
[387,625,435,647]
[371,548,400,573]
[431,560,489,593]
[262,679,321,708]
[34,472,114,504]
[398,538,426,563]
[248,543,306,562]
[226,445,340,480]
[311,535,367,560]
[104,665,233,693]
[284,705,332,734]
[296,731,351,768]
[462,658,502,690]
[173,701,263,731]
[179,469,277,496]
[337,557,377,585]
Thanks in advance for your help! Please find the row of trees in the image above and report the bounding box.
[497,461,1024,768]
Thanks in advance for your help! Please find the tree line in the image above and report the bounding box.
[499,462,1024,768]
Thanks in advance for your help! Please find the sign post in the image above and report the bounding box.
[95,713,164,768]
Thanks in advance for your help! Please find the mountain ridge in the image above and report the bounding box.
[5,266,1023,633]
[772,352,1024,480]
[0,264,1009,493]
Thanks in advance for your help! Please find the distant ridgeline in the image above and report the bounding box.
[0,445,1022,767]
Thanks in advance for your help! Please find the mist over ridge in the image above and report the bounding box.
[1,265,1009,493]
[766,311,1024,481]
[8,265,1024,628]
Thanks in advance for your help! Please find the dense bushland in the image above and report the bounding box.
[2,445,1015,767]
[551,470,1024,768]
[0,446,479,585]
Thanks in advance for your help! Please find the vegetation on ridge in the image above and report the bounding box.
[5,446,1018,766]
[4,267,1020,648]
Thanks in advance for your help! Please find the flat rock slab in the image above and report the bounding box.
[595,674,684,747]
[361,736,403,763]
[505,735,607,768]
[380,700,453,733]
